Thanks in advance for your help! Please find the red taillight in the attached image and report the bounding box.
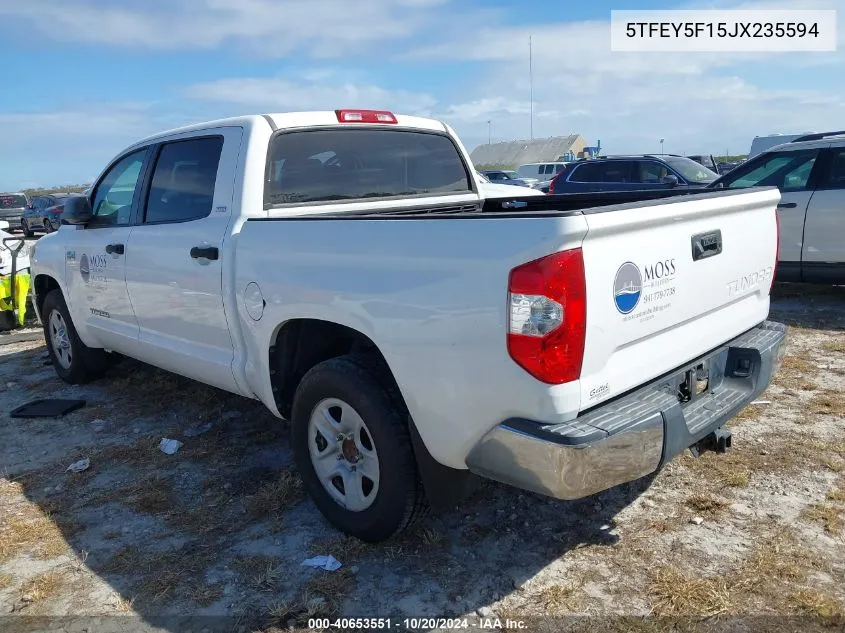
[507,248,587,384]
[771,206,780,292]
[548,175,557,194]
[51,206,64,215]
[335,109,397,124]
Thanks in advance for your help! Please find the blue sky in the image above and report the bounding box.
[1,0,843,190]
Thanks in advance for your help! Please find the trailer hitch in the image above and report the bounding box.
[689,426,732,458]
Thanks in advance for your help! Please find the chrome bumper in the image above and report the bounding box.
[466,321,787,500]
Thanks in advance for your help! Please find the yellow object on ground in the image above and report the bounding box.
[0,272,30,326]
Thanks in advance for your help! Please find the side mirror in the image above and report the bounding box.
[661,174,679,187]
[61,196,93,226]
[0,220,9,231]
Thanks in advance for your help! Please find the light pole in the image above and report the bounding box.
[529,35,534,141]
[487,120,492,145]
[659,138,665,154]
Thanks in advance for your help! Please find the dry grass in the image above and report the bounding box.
[827,486,845,502]
[789,588,844,617]
[0,573,12,590]
[0,495,78,563]
[685,493,728,516]
[722,471,751,487]
[820,338,845,354]
[808,391,845,416]
[778,354,817,378]
[20,571,65,604]
[187,583,224,607]
[537,583,580,613]
[309,535,374,563]
[803,504,842,535]
[244,469,304,521]
[649,532,826,616]
[650,566,732,616]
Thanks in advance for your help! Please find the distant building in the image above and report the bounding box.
[470,134,588,167]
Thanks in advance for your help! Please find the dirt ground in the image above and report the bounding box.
[0,283,843,633]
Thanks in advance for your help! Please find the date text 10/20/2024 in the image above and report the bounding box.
[308,618,528,630]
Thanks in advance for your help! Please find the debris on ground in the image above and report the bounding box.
[301,555,342,571]
[66,459,90,473]
[158,438,183,455]
[690,516,704,526]
[751,400,772,405]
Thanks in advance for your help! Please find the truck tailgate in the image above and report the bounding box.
[578,188,780,410]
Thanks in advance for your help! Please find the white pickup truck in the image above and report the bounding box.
[31,109,786,542]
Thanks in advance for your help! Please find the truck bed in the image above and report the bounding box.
[253,187,755,220]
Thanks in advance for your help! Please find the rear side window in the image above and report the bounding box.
[145,137,223,224]
[265,129,471,205]
[819,149,845,189]
[569,161,634,183]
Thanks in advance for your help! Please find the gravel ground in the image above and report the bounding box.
[0,283,843,633]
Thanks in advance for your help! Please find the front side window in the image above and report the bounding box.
[637,161,670,183]
[265,129,471,205]
[91,150,147,226]
[661,157,718,184]
[144,137,223,224]
[722,149,818,191]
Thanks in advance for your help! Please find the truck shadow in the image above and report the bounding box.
[770,282,845,331]
[1,341,659,631]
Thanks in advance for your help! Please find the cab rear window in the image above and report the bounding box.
[265,129,471,206]
[0,195,27,209]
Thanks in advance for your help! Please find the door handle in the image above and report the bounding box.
[190,246,219,260]
[105,243,124,255]
[777,202,797,209]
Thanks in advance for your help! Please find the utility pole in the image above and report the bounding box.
[529,35,534,141]
[488,120,492,145]
[659,138,665,154]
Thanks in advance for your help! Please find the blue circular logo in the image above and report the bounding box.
[613,262,641,314]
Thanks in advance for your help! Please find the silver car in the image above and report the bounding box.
[710,130,845,284]
[0,192,29,231]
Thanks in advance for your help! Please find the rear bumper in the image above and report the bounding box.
[0,214,23,228]
[466,320,787,500]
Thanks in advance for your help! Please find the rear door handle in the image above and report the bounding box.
[105,243,124,255]
[190,246,219,260]
[777,202,797,209]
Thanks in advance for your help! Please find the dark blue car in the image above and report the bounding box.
[548,155,718,194]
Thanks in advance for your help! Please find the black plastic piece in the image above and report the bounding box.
[190,246,219,260]
[407,415,480,512]
[105,243,124,255]
[10,399,86,419]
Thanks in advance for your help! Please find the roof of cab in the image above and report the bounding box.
[125,111,447,151]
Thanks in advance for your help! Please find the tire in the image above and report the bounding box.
[291,354,426,542]
[21,221,34,238]
[42,289,109,384]
[44,221,55,234]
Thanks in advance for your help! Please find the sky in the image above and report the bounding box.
[1,0,844,190]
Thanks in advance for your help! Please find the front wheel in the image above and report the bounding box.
[290,355,426,542]
[42,290,109,384]
[21,221,34,238]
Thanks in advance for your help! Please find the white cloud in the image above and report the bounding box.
[183,76,438,115]
[0,0,458,56]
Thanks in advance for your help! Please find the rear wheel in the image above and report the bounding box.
[44,221,55,234]
[291,355,426,542]
[42,290,109,384]
[21,220,34,238]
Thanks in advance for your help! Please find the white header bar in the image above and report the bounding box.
[611,10,837,52]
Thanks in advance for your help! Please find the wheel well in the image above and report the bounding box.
[269,319,397,419]
[34,275,61,315]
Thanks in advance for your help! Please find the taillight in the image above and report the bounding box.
[548,176,557,194]
[51,206,64,215]
[507,248,587,384]
[771,206,780,292]
[336,109,397,124]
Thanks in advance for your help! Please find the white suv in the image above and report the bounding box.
[711,130,845,284]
